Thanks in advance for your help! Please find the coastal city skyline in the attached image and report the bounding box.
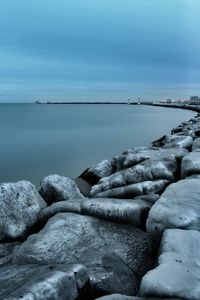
[0,0,199,102]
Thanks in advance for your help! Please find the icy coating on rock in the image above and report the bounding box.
[181,151,200,178]
[0,180,46,242]
[38,174,84,205]
[146,178,200,248]
[0,264,89,300]
[13,212,151,296]
[140,229,200,300]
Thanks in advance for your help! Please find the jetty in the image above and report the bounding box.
[1,103,200,299]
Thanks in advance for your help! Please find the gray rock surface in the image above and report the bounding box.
[39,174,84,205]
[91,157,177,198]
[140,229,200,300]
[80,159,115,185]
[0,263,89,300]
[181,151,200,178]
[13,213,152,296]
[146,178,200,248]
[0,180,46,242]
[91,180,170,199]
[192,137,200,151]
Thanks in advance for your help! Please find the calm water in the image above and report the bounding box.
[0,104,195,185]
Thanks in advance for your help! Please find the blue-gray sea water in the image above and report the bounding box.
[0,104,195,185]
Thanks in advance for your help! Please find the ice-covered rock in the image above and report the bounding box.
[181,151,200,178]
[13,213,151,296]
[0,264,89,300]
[91,180,169,199]
[152,134,193,150]
[38,200,83,226]
[80,159,115,185]
[81,198,152,229]
[140,229,200,300]
[0,180,46,242]
[112,147,187,172]
[147,178,200,248]
[91,157,177,198]
[192,137,200,151]
[38,174,84,205]
[39,197,153,229]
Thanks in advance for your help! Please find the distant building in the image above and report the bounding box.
[189,96,200,105]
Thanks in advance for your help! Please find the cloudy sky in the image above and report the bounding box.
[0,0,199,102]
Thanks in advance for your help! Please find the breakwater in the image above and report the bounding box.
[1,103,200,299]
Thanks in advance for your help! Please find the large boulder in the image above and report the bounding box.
[38,174,84,205]
[146,178,200,249]
[0,264,89,300]
[181,151,200,178]
[80,159,115,185]
[152,134,193,150]
[39,198,153,230]
[140,229,200,300]
[112,147,187,172]
[91,180,169,199]
[91,157,177,198]
[0,180,46,242]
[81,198,152,229]
[192,137,200,151]
[13,213,152,296]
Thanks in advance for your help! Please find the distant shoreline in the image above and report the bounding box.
[35,101,200,113]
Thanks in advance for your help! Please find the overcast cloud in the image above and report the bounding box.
[0,0,199,102]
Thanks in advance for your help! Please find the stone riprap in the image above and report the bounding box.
[140,229,200,300]
[1,104,200,299]
[13,212,152,296]
[0,180,46,242]
[0,264,89,300]
[38,174,84,205]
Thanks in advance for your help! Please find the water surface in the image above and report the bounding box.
[0,104,195,185]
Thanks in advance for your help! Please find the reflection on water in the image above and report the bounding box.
[0,103,195,185]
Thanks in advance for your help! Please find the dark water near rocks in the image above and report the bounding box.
[0,103,195,185]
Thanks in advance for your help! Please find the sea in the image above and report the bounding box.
[0,103,195,186]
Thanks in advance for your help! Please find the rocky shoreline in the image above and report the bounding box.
[1,103,200,299]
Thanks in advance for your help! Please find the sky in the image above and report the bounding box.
[0,0,199,102]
